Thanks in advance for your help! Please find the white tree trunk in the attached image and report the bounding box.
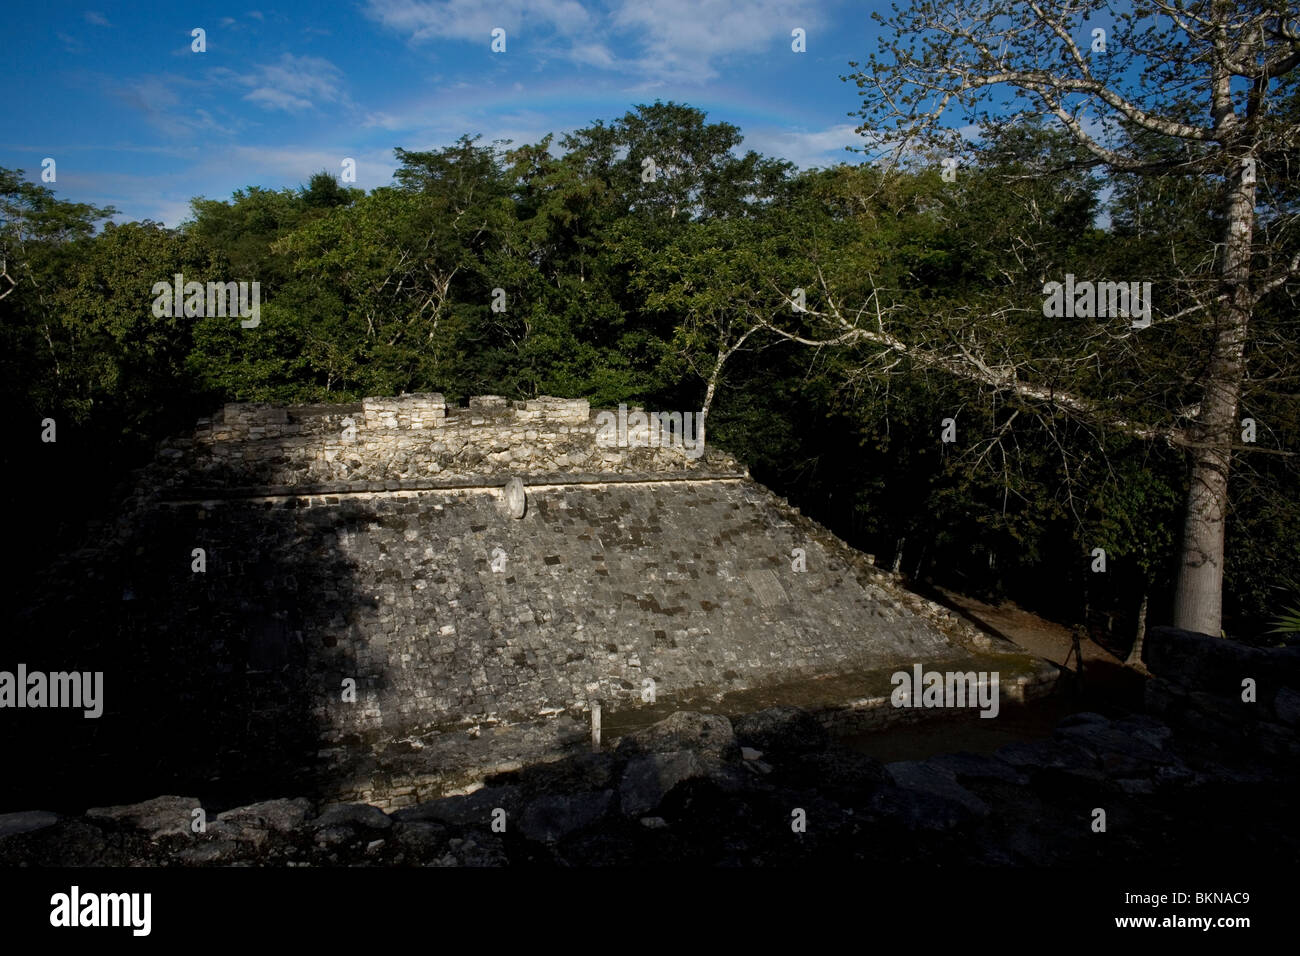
[699,374,717,449]
[1126,590,1150,668]
[1170,139,1256,636]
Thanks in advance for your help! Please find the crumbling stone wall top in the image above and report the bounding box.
[170,394,731,491]
[211,394,594,441]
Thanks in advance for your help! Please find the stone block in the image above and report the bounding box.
[1144,627,1300,699]
[216,797,314,833]
[86,795,201,841]
[616,711,738,760]
[1274,686,1300,726]
[519,790,614,842]
[619,751,710,817]
[519,397,589,424]
[733,706,828,754]
[310,803,393,831]
[888,760,990,815]
[0,810,60,839]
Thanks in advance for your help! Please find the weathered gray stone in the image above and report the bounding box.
[313,825,354,847]
[791,750,892,798]
[869,782,968,831]
[996,739,1098,773]
[209,820,269,846]
[1274,687,1300,726]
[1144,677,1190,718]
[1144,627,1300,696]
[620,751,710,817]
[1113,714,1174,750]
[928,751,1028,786]
[429,833,508,866]
[519,790,615,842]
[392,786,523,827]
[1057,711,1110,729]
[0,811,60,839]
[86,795,200,841]
[1055,718,1173,762]
[394,821,448,849]
[503,476,527,519]
[617,712,738,760]
[176,840,241,864]
[886,761,990,816]
[733,707,828,754]
[1189,690,1258,724]
[217,797,313,833]
[1253,720,1300,758]
[310,803,392,831]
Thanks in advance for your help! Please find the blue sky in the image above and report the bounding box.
[5,0,899,226]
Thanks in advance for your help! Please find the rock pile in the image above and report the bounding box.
[4,629,1295,866]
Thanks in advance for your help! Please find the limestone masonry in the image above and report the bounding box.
[169,393,722,493]
[12,394,1052,809]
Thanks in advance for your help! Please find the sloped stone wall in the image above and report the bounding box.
[143,480,958,742]
[9,393,1044,810]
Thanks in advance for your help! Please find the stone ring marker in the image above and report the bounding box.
[503,476,527,519]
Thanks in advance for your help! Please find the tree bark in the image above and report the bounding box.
[1170,50,1257,636]
[1126,589,1150,668]
[699,373,717,449]
[698,325,759,449]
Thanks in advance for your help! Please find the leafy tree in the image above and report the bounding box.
[301,170,360,210]
[830,0,1300,636]
[185,186,308,291]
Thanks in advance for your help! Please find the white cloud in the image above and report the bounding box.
[244,88,315,112]
[364,0,593,43]
[52,168,199,229]
[229,54,350,113]
[360,98,563,151]
[570,41,617,69]
[364,0,820,84]
[57,32,85,54]
[223,145,398,188]
[361,111,409,131]
[55,143,397,229]
[106,74,226,134]
[742,123,864,169]
[137,199,198,228]
[609,0,818,83]
[114,148,397,226]
[83,11,111,27]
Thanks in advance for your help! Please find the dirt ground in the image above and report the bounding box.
[934,586,1121,668]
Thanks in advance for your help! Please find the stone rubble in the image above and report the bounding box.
[4,626,1295,867]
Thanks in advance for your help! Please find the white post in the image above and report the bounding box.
[590,701,602,753]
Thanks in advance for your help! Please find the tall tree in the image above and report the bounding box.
[838,0,1300,636]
